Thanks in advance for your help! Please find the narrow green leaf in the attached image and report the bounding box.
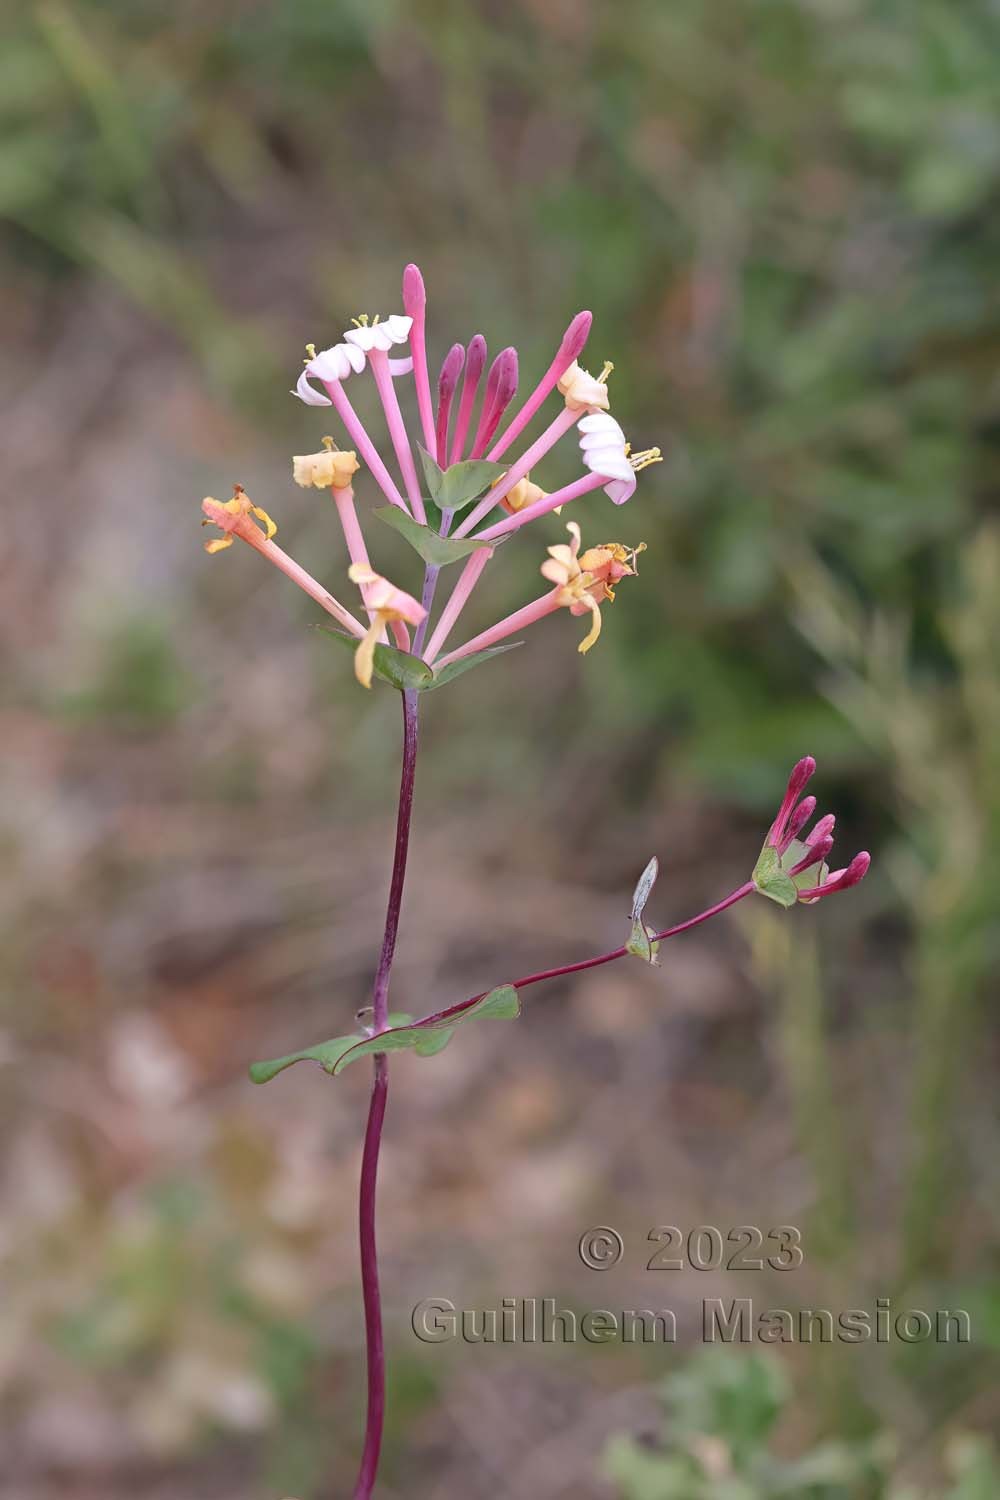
[752,844,800,909]
[630,856,659,922]
[331,984,521,1074]
[374,506,496,567]
[249,1034,361,1084]
[315,627,434,691]
[429,642,524,688]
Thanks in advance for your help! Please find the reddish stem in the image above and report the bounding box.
[415,880,756,1031]
[351,689,420,1500]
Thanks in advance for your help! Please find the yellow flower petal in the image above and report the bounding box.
[204,535,234,554]
[252,505,277,540]
[354,618,381,689]
[577,596,602,654]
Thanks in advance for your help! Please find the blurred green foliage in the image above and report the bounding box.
[605,1349,1000,1499]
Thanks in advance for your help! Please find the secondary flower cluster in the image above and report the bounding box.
[755,756,871,905]
[199,265,662,686]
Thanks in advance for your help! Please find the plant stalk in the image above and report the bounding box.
[351,688,420,1500]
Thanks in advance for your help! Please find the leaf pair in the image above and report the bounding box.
[752,840,823,908]
[317,627,522,691]
[249,984,520,1085]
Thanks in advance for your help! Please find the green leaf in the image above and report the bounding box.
[249,1034,361,1084]
[374,506,496,567]
[429,642,524,688]
[331,984,520,1074]
[315,627,434,690]
[625,855,661,963]
[417,447,506,512]
[752,844,800,909]
[414,1027,454,1057]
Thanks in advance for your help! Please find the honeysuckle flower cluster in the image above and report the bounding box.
[753,756,871,907]
[200,263,663,690]
[200,264,871,1500]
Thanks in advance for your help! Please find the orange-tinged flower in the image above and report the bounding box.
[497,473,547,516]
[201,485,277,553]
[540,522,644,653]
[347,564,427,688]
[292,437,360,491]
[557,359,613,413]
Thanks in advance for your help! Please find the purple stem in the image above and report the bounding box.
[351,689,420,1500]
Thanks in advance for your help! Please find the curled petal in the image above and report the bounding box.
[388,356,414,376]
[294,368,332,406]
[355,618,381,690]
[251,504,277,541]
[575,595,602,653]
[204,535,234,554]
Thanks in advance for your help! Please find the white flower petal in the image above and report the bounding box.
[604,475,637,505]
[370,324,395,351]
[343,327,375,352]
[577,411,620,433]
[294,368,332,406]
[385,314,413,342]
[388,356,414,376]
[343,341,366,373]
[308,344,352,381]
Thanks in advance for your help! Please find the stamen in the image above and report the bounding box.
[304,343,317,361]
[597,360,614,384]
[321,435,337,452]
[629,447,663,472]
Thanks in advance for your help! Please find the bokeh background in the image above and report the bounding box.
[2,1,998,1496]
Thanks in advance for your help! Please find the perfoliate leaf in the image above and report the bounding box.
[331,984,521,1074]
[626,918,661,965]
[752,844,800,909]
[624,855,661,962]
[428,642,524,688]
[374,506,495,567]
[417,447,506,512]
[249,1034,361,1084]
[315,627,434,691]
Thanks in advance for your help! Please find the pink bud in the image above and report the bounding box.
[838,851,871,890]
[807,813,836,846]
[436,343,466,465]
[472,347,519,457]
[785,795,817,842]
[450,334,488,464]
[787,756,817,799]
[559,309,593,363]
[465,334,487,383]
[402,263,426,314]
[766,755,818,848]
